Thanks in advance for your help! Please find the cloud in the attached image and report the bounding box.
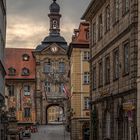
[6,0,90,48]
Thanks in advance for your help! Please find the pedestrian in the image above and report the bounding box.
[57,117,60,122]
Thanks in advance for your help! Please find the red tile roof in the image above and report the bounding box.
[5,48,35,79]
[72,21,89,44]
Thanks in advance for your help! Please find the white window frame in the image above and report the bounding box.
[45,82,51,93]
[83,72,90,84]
[83,51,90,60]
[24,85,30,96]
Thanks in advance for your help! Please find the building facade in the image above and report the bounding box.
[5,48,36,125]
[82,0,138,140]
[68,22,90,140]
[0,0,6,139]
[33,0,69,125]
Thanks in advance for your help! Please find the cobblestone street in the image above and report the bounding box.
[28,125,70,140]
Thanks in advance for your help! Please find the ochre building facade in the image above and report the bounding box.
[68,22,90,140]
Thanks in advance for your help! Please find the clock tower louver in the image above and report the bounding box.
[33,0,69,125]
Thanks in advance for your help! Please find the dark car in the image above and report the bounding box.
[23,129,31,138]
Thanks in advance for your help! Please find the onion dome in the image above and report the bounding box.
[49,0,60,13]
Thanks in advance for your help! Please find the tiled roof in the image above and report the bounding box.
[5,48,35,80]
[72,22,89,44]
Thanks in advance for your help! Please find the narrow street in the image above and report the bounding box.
[29,125,70,140]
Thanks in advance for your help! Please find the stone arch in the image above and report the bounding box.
[46,103,64,124]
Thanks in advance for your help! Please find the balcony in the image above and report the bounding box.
[46,92,66,103]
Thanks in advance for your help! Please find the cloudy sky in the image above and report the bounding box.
[6,0,90,48]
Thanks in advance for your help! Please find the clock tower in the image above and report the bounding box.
[48,0,61,35]
[33,0,69,125]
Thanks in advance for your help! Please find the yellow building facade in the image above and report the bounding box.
[68,22,90,140]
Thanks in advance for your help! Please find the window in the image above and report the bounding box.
[114,0,119,22]
[122,0,130,15]
[59,83,64,93]
[44,61,51,73]
[24,108,30,117]
[22,54,30,61]
[99,61,103,87]
[8,67,16,76]
[22,68,30,76]
[83,72,90,84]
[105,56,110,84]
[123,42,129,74]
[98,14,103,40]
[105,5,110,32]
[52,19,58,29]
[84,97,90,110]
[45,81,51,92]
[59,62,65,73]
[93,66,96,90]
[113,49,119,79]
[24,85,30,96]
[83,51,90,60]
[8,85,14,96]
[92,22,96,45]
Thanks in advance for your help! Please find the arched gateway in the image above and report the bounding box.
[46,104,64,124]
[33,0,69,125]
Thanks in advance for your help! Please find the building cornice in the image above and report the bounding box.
[5,78,36,81]
[91,89,136,104]
[68,43,89,58]
[81,0,105,20]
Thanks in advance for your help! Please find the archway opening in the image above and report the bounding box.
[46,104,64,124]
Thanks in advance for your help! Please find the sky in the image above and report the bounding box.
[6,0,90,49]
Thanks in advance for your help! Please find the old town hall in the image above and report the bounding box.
[33,0,69,124]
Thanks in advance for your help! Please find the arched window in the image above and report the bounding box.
[8,67,16,76]
[52,19,58,29]
[21,68,30,76]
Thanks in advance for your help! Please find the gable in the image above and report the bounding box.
[41,43,67,55]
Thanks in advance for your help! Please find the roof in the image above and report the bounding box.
[5,48,35,80]
[49,0,60,13]
[71,22,89,44]
[81,0,95,20]
[68,22,89,57]
[35,34,68,51]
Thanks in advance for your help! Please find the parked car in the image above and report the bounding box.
[23,129,31,138]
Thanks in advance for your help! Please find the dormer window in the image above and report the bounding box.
[22,54,30,61]
[22,68,30,76]
[8,67,16,76]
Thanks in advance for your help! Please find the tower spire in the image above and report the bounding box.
[48,0,61,35]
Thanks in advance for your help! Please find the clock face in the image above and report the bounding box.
[51,46,58,53]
